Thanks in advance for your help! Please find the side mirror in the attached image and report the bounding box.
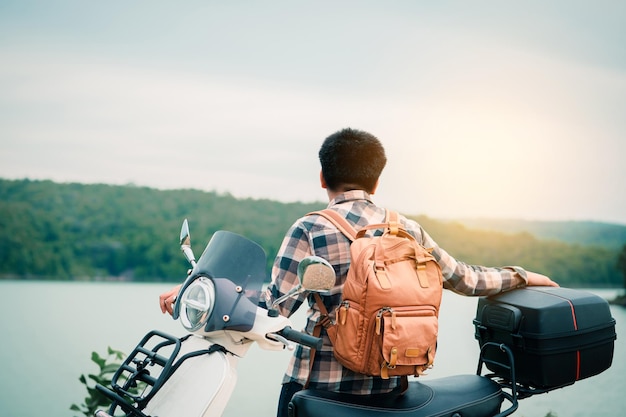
[297,256,336,292]
[180,219,197,268]
[269,256,335,315]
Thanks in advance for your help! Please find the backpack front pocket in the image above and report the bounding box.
[378,306,438,376]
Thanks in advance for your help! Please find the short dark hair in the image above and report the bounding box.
[318,128,387,193]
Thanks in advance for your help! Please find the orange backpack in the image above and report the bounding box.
[310,209,443,379]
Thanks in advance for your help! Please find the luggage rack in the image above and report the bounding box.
[477,342,520,417]
[95,330,225,417]
[477,341,572,417]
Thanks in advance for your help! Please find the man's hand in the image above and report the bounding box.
[526,272,559,287]
[159,284,182,315]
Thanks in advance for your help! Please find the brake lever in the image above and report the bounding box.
[266,333,295,351]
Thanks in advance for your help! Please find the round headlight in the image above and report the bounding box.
[179,277,215,332]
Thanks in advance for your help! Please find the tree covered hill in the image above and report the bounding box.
[0,178,323,281]
[0,178,623,287]
[453,218,626,250]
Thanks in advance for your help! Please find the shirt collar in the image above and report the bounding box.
[327,189,373,208]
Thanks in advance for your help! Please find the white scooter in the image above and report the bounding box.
[94,220,615,417]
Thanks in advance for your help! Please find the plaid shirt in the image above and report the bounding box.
[264,190,528,394]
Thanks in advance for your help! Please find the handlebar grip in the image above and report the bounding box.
[278,326,323,350]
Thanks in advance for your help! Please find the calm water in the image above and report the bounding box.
[0,281,623,417]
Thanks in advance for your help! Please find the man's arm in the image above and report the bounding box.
[263,221,313,318]
[414,222,558,295]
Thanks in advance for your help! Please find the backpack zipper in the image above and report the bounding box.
[375,307,395,335]
[338,300,350,325]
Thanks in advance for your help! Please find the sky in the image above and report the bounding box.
[1,1,625,224]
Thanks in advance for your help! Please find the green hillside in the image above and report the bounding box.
[0,178,623,287]
[455,218,626,250]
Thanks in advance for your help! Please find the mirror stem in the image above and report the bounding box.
[270,284,302,311]
[182,246,197,268]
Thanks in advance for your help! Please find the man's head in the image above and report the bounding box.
[318,128,387,193]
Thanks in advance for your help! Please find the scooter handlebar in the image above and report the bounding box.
[277,326,323,350]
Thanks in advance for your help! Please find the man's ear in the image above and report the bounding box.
[370,179,379,195]
[320,171,327,189]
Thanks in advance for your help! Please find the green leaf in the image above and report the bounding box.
[108,346,126,360]
[87,374,102,384]
[101,363,122,374]
[91,351,106,369]
[72,346,129,417]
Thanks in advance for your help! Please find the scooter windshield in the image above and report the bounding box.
[174,230,267,333]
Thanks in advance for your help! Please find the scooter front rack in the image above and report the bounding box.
[95,330,183,417]
[96,330,228,417]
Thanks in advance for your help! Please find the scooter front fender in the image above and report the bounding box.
[143,335,238,417]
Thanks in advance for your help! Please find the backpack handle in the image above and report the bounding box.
[309,209,412,242]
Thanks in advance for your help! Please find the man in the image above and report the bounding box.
[261,128,557,417]
[159,128,557,417]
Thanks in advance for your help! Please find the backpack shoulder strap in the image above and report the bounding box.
[308,209,358,241]
[309,209,408,240]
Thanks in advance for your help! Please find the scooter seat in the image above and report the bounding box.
[289,374,503,417]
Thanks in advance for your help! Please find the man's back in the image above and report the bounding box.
[267,190,415,394]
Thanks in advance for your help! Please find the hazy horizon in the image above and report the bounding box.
[5,175,626,227]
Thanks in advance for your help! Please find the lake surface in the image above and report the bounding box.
[0,281,623,417]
